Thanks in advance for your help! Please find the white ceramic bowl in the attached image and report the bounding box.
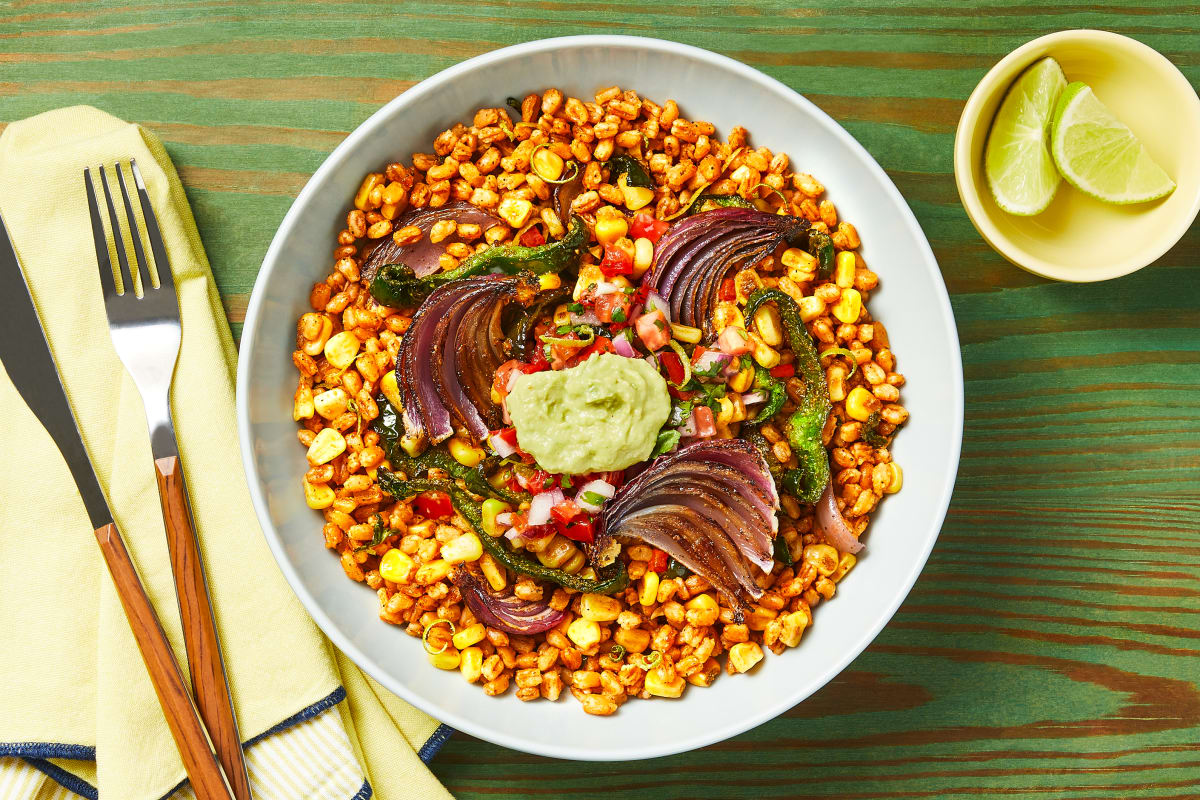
[237,35,963,760]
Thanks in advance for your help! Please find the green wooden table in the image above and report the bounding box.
[6,2,1197,797]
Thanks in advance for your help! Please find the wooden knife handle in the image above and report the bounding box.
[94,523,234,800]
[155,455,253,800]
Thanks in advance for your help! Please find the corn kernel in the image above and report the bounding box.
[638,571,660,607]
[831,288,862,324]
[562,550,587,574]
[379,370,402,412]
[532,147,565,182]
[645,670,686,698]
[670,323,702,344]
[324,331,361,370]
[632,237,654,279]
[727,366,754,393]
[798,295,825,323]
[749,334,780,369]
[301,315,334,357]
[304,479,335,509]
[379,549,414,583]
[884,462,903,493]
[441,532,483,565]
[780,247,816,271]
[712,302,745,332]
[497,198,534,228]
[459,646,484,682]
[415,559,452,584]
[613,627,651,654]
[428,648,461,670]
[293,388,314,421]
[619,174,655,211]
[538,272,562,291]
[480,553,506,591]
[567,618,601,649]
[580,593,622,622]
[834,251,856,289]
[448,436,485,468]
[779,611,808,647]
[594,212,628,247]
[845,386,879,422]
[728,642,764,673]
[313,388,349,420]
[753,304,783,346]
[452,622,487,650]
[685,593,720,626]
[354,172,383,210]
[716,397,735,426]
[306,428,346,465]
[803,544,839,577]
[481,499,512,537]
[831,552,857,582]
[574,263,604,301]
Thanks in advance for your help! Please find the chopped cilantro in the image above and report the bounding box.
[561,475,573,489]
[667,401,693,427]
[581,490,607,506]
[654,319,667,331]
[611,308,627,323]
[355,518,389,552]
[651,429,681,457]
[568,302,584,313]
[556,324,572,335]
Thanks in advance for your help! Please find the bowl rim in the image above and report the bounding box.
[237,33,964,760]
[953,28,1200,283]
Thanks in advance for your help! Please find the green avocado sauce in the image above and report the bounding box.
[506,353,670,474]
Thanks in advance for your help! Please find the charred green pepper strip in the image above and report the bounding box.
[806,230,835,278]
[662,558,689,580]
[686,193,754,215]
[377,472,629,594]
[607,154,653,188]
[369,216,587,306]
[773,535,794,566]
[743,366,786,427]
[744,288,831,505]
[509,287,570,361]
[862,411,890,448]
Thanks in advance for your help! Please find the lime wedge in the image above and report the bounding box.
[1050,82,1176,204]
[985,56,1068,216]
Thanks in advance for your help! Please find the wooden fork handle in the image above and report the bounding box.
[155,455,253,800]
[94,523,234,800]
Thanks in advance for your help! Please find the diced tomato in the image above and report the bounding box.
[600,470,626,489]
[635,308,671,352]
[560,517,595,544]
[599,245,633,277]
[659,350,687,386]
[492,427,519,449]
[566,335,615,367]
[648,549,669,574]
[551,499,583,526]
[717,325,752,356]
[509,512,529,534]
[718,277,737,302]
[631,212,669,244]
[594,291,633,324]
[414,491,453,520]
[769,363,795,379]
[528,341,550,371]
[693,405,717,438]
[519,226,546,247]
[493,358,546,398]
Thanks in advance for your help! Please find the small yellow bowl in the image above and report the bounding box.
[954,30,1200,282]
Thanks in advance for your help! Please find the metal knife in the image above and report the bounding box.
[0,213,235,800]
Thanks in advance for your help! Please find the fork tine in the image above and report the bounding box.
[84,167,118,299]
[129,160,174,290]
[115,163,155,290]
[98,165,137,296]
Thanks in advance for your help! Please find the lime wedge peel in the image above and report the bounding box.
[1050,81,1176,205]
[984,56,1068,216]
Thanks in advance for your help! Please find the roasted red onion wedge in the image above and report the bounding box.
[362,202,504,280]
[597,439,780,614]
[396,274,535,446]
[815,480,863,554]
[451,567,567,635]
[641,208,810,338]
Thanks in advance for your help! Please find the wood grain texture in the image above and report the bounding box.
[93,523,234,800]
[154,455,252,800]
[7,2,1196,797]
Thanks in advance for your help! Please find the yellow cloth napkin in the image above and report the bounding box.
[0,105,454,800]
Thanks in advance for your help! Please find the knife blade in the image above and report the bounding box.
[0,213,112,529]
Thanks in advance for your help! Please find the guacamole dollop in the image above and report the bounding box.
[507,353,671,474]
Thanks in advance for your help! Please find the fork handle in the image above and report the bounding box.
[155,456,253,800]
[94,523,235,800]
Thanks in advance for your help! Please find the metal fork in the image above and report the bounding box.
[84,161,252,800]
